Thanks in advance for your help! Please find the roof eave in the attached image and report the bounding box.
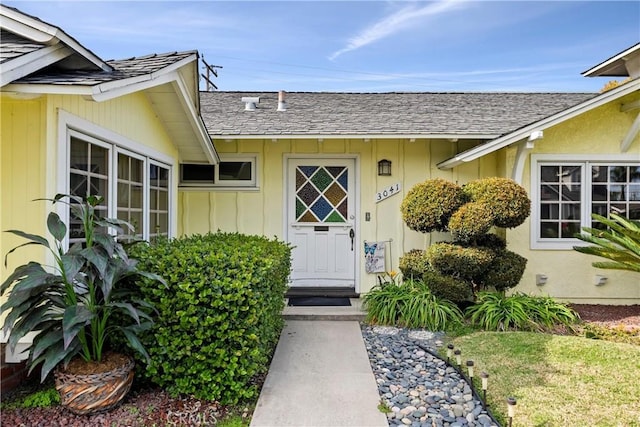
[0,4,111,72]
[0,43,73,86]
[92,52,198,101]
[582,42,640,77]
[210,133,500,141]
[437,79,640,169]
[1,82,93,95]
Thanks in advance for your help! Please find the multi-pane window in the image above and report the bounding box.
[68,132,171,243]
[69,136,110,243]
[180,156,257,188]
[149,164,169,239]
[533,158,640,248]
[539,164,582,239]
[117,153,144,238]
[591,165,640,228]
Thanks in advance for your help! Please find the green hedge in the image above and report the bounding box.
[129,232,291,403]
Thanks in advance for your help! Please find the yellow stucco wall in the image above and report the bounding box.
[1,92,179,316]
[505,92,640,304]
[179,138,495,294]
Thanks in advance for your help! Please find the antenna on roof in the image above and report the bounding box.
[201,56,223,91]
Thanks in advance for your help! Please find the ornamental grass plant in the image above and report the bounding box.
[363,275,463,330]
[466,292,580,332]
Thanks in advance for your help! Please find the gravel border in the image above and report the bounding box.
[362,324,500,427]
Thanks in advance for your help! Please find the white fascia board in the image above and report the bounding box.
[582,43,640,77]
[0,5,111,72]
[91,67,218,164]
[173,73,219,164]
[0,6,59,43]
[437,80,640,170]
[1,82,92,95]
[91,54,198,101]
[0,44,72,86]
[211,133,499,141]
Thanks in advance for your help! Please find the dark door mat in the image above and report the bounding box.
[287,296,352,307]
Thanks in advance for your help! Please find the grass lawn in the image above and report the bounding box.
[449,332,640,427]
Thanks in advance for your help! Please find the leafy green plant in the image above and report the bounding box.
[129,232,291,404]
[480,250,527,292]
[420,270,473,302]
[1,385,61,410]
[401,178,467,233]
[466,292,579,331]
[400,280,463,330]
[462,177,531,228]
[363,278,463,330]
[363,280,410,325]
[574,213,640,273]
[427,242,494,280]
[448,202,494,243]
[1,195,164,381]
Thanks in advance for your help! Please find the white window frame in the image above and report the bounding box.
[115,147,147,239]
[179,154,259,190]
[531,154,640,250]
[57,110,174,245]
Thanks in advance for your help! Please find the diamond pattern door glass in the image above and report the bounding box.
[296,166,348,223]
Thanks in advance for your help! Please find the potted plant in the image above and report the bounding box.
[1,194,165,414]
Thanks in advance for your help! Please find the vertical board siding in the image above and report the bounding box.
[2,92,181,292]
[0,98,47,313]
[180,137,488,293]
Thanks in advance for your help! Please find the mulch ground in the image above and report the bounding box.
[571,304,640,330]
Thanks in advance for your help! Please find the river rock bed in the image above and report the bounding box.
[361,325,498,427]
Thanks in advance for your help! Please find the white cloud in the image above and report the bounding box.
[329,0,467,60]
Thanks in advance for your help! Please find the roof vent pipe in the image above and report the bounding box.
[241,96,260,111]
[277,90,287,111]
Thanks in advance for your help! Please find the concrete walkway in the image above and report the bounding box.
[250,320,388,427]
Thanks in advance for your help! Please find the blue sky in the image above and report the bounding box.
[6,1,640,92]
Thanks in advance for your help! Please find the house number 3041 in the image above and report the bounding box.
[375,183,401,203]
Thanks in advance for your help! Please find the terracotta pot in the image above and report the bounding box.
[54,354,134,415]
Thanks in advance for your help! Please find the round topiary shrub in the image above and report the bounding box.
[480,249,527,291]
[473,233,507,252]
[399,249,432,280]
[427,242,494,280]
[463,178,531,228]
[401,178,467,233]
[420,270,473,302]
[448,202,494,243]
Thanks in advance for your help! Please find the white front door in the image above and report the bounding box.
[287,158,356,287]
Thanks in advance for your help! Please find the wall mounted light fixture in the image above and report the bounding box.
[378,159,392,176]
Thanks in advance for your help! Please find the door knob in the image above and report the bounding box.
[349,229,355,251]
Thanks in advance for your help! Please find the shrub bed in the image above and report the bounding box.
[129,232,291,403]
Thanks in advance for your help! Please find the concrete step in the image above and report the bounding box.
[286,287,359,298]
[283,298,367,321]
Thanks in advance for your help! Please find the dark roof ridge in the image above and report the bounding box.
[106,50,198,63]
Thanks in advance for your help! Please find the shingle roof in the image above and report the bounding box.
[11,50,196,86]
[0,29,46,64]
[200,91,596,137]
